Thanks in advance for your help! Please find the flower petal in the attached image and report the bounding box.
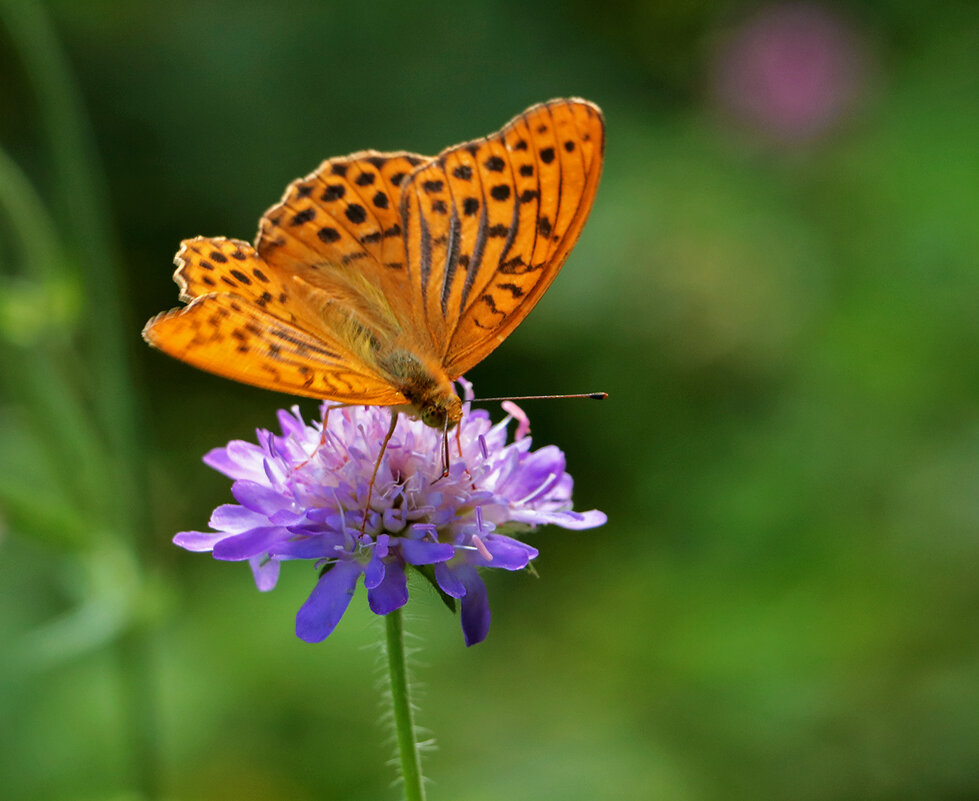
[455,564,491,646]
[400,538,456,565]
[478,534,539,570]
[209,504,268,533]
[212,526,290,560]
[250,556,281,591]
[232,480,292,515]
[367,562,408,614]
[295,559,363,643]
[273,534,346,559]
[511,508,607,529]
[204,441,265,481]
[173,530,226,552]
[434,562,466,598]
[364,551,386,589]
[500,445,565,498]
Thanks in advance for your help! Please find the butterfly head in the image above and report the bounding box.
[418,391,462,431]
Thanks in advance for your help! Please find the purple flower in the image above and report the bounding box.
[711,2,869,143]
[175,382,606,646]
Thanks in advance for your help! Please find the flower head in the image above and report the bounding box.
[175,382,606,646]
[711,2,869,143]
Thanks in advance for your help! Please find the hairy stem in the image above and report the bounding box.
[385,609,426,801]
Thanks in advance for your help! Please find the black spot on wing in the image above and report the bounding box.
[291,208,316,226]
[345,204,367,224]
[490,184,511,201]
[322,184,346,201]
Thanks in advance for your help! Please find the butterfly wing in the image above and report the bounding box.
[398,98,605,377]
[143,292,407,404]
[255,151,431,340]
[144,237,408,403]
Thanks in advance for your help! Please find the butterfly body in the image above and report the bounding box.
[144,99,605,428]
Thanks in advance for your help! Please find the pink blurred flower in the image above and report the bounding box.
[712,3,869,142]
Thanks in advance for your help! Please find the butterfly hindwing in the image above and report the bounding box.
[399,98,605,377]
[143,293,407,404]
[174,236,304,324]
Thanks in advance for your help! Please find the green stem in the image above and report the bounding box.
[385,609,426,801]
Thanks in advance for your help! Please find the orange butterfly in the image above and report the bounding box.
[143,98,605,430]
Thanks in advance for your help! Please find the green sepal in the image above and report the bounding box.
[410,563,457,613]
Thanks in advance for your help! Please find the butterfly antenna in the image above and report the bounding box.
[469,392,608,403]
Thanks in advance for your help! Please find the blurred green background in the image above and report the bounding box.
[2,1,978,799]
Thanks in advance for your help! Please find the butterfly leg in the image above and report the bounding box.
[360,411,400,535]
[440,423,451,478]
[435,413,468,482]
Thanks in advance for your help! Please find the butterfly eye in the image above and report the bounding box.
[421,407,441,429]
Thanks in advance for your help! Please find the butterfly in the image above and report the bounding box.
[143,98,605,430]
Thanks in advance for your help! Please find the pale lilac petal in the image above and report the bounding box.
[295,560,363,643]
[232,480,291,515]
[511,508,608,529]
[250,556,280,591]
[209,504,267,532]
[173,530,226,551]
[276,406,308,439]
[204,441,266,480]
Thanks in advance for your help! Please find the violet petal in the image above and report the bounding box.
[232,480,292,515]
[456,564,491,646]
[400,538,456,565]
[295,559,363,643]
[212,526,289,560]
[435,562,467,598]
[367,561,409,614]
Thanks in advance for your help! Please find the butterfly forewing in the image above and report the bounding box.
[257,151,429,305]
[400,98,605,378]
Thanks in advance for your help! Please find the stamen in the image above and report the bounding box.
[410,523,439,541]
[471,534,493,561]
[501,400,530,440]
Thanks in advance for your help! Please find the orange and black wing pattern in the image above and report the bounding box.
[399,98,605,377]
